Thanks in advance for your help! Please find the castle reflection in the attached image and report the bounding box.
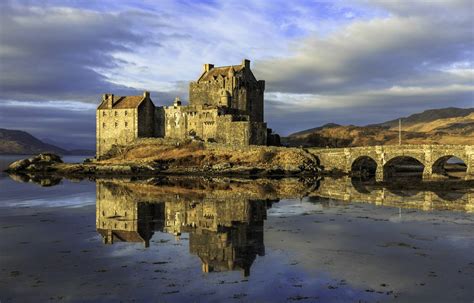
[95,178,282,276]
[91,176,474,276]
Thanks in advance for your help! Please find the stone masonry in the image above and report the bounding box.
[96,59,278,157]
[308,144,474,181]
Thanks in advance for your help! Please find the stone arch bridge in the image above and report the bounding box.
[307,145,474,181]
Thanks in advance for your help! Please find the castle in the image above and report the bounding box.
[96,59,279,157]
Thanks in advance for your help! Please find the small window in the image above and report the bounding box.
[115,111,118,116]
[125,122,128,127]
[115,122,118,128]
[102,111,106,117]
[125,111,128,116]
[102,122,106,128]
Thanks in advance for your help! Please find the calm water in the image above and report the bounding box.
[1,157,474,302]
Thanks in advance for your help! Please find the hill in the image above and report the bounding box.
[284,107,474,147]
[0,128,94,155]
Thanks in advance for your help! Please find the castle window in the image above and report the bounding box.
[125,122,128,127]
[115,111,118,116]
[102,122,106,128]
[115,122,118,128]
[102,111,106,117]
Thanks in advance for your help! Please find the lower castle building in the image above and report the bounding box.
[96,59,279,157]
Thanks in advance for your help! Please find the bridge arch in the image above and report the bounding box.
[351,156,378,180]
[383,156,425,181]
[432,155,467,179]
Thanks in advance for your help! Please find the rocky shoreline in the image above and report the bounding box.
[4,150,324,179]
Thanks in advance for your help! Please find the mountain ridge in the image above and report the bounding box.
[0,128,94,155]
[284,107,474,147]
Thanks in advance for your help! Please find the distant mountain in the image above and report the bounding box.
[374,107,474,128]
[284,107,474,147]
[290,123,341,137]
[0,128,94,155]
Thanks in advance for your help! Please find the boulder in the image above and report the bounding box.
[5,153,63,173]
[38,153,63,163]
[7,159,31,172]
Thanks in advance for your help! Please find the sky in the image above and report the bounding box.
[0,0,473,150]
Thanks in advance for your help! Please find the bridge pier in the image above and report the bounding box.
[422,166,433,181]
[375,170,383,182]
[466,163,473,180]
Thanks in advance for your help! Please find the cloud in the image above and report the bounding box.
[0,3,155,101]
[254,12,473,95]
[0,0,472,144]
[252,1,474,134]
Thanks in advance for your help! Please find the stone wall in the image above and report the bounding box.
[137,99,155,137]
[96,97,156,158]
[96,108,138,157]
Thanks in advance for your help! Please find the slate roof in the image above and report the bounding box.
[97,96,146,110]
[197,65,244,82]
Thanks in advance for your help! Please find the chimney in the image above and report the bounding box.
[173,96,182,107]
[104,93,114,108]
[143,91,150,98]
[203,63,214,72]
[242,59,250,69]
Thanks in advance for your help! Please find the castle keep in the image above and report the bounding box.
[96,59,278,157]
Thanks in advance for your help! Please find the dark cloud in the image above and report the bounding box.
[254,14,473,95]
[0,3,156,101]
[0,1,472,146]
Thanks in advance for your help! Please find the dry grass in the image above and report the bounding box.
[99,140,310,170]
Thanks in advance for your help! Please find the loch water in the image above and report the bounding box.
[0,157,473,302]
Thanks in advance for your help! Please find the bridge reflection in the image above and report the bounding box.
[94,176,473,276]
[309,177,474,213]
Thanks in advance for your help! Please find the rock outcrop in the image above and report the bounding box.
[6,153,63,173]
